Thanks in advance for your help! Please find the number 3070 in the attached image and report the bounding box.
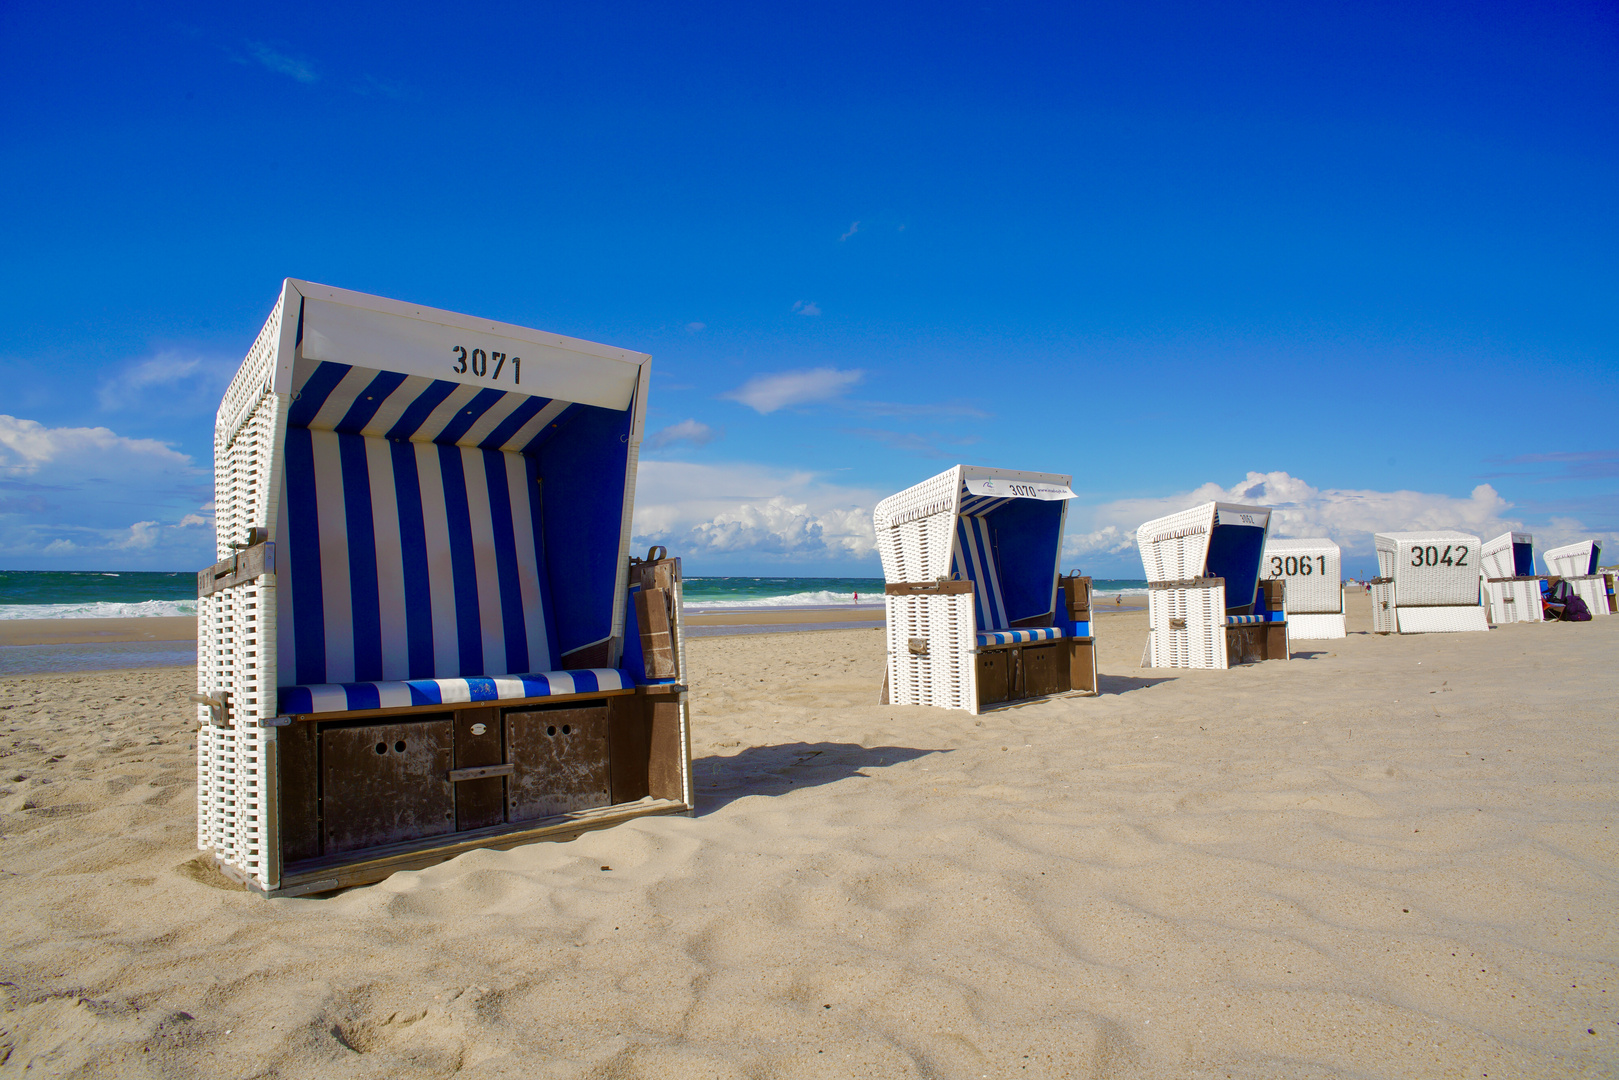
[451,345,520,384]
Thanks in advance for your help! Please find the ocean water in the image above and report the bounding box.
[0,570,1151,620]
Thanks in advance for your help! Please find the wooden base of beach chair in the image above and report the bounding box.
[252,685,690,896]
[972,636,1096,710]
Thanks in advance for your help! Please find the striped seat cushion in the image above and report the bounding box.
[1224,614,1270,625]
[976,627,1065,646]
[279,668,629,716]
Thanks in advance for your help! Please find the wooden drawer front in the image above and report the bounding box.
[977,650,1013,707]
[1022,643,1069,698]
[454,707,505,832]
[322,719,454,855]
[1068,638,1098,694]
[506,706,611,822]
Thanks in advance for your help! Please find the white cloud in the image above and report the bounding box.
[0,416,213,567]
[1063,469,1616,566]
[96,350,238,415]
[632,460,879,563]
[0,415,192,476]
[646,419,717,450]
[722,367,863,414]
[840,221,860,241]
[250,42,318,83]
[792,300,822,316]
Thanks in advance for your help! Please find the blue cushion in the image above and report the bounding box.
[1224,614,1268,625]
[279,667,629,716]
[976,627,1065,646]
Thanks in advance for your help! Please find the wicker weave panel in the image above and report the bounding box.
[1544,541,1600,578]
[884,592,973,711]
[1374,531,1482,608]
[1260,538,1342,615]
[1563,576,1610,618]
[1480,532,1533,580]
[1371,582,1397,634]
[1395,606,1490,633]
[1484,579,1543,625]
[1287,612,1346,640]
[1145,584,1227,669]
[1136,505,1216,583]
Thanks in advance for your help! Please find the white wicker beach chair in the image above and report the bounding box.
[1370,531,1488,634]
[195,280,693,896]
[1137,502,1286,668]
[1480,531,1543,625]
[873,465,1090,714]
[1542,540,1610,618]
[1261,538,1345,639]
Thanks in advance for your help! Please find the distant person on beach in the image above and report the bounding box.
[1116,594,1121,605]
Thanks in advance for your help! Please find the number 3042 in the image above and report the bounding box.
[1409,545,1468,568]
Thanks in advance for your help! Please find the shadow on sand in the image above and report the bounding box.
[1096,673,1177,695]
[692,741,946,813]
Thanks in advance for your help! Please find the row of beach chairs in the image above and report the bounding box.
[196,279,1612,898]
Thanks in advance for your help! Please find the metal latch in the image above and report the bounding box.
[1169,617,1187,630]
[907,637,929,656]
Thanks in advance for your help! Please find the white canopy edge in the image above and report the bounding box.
[275,279,650,412]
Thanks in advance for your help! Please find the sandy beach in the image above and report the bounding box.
[2,593,1615,1077]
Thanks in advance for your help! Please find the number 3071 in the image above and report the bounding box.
[451,345,520,384]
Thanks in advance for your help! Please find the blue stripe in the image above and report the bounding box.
[526,454,560,669]
[287,362,352,428]
[1072,621,1091,637]
[436,388,507,446]
[389,440,436,678]
[338,434,383,682]
[438,445,484,674]
[520,403,578,454]
[483,450,530,672]
[481,395,550,449]
[335,370,408,434]
[386,379,458,441]
[283,427,327,686]
[343,682,381,712]
[406,680,443,706]
[464,676,497,701]
[280,687,312,714]
[573,670,600,693]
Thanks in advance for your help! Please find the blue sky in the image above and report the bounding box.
[1,0,1615,577]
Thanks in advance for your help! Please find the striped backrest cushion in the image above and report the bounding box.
[953,515,1009,631]
[275,428,557,687]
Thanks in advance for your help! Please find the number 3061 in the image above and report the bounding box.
[1270,555,1326,577]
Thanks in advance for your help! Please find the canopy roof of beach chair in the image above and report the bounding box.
[873,464,1076,631]
[1481,531,1536,579]
[217,280,654,712]
[1543,539,1602,577]
[1137,501,1272,613]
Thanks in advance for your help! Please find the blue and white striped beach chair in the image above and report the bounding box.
[1543,539,1611,618]
[1370,531,1488,634]
[195,280,692,896]
[874,465,1093,713]
[1138,502,1288,668]
[1481,531,1543,625]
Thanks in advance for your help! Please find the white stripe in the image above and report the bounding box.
[459,391,528,447]
[460,446,510,674]
[308,685,349,713]
[365,438,410,681]
[308,365,377,431]
[545,671,577,695]
[505,452,550,670]
[975,516,1009,627]
[275,473,296,687]
[311,431,355,684]
[434,678,473,704]
[492,675,530,698]
[958,520,989,629]
[589,668,625,690]
[414,442,462,677]
[360,374,436,438]
[414,382,484,445]
[376,682,415,708]
[497,398,570,452]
